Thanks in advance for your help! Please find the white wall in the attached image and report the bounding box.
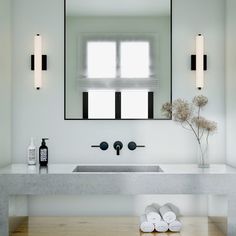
[0,0,12,168]
[11,0,226,216]
[0,0,28,229]
[226,0,236,167]
[29,195,208,216]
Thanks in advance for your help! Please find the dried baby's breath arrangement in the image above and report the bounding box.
[162,95,217,167]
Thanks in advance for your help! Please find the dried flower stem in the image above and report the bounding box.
[186,120,200,144]
[181,123,192,131]
[197,106,201,137]
[161,95,217,167]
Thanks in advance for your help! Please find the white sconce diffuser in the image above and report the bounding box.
[31,34,47,90]
[191,34,207,90]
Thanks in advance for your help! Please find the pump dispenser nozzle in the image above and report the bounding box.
[41,138,49,145]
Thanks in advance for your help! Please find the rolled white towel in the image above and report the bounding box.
[151,203,161,211]
[166,203,180,216]
[169,219,182,232]
[140,214,155,233]
[145,203,161,223]
[154,220,168,232]
[159,204,176,223]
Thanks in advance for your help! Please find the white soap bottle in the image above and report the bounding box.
[27,138,36,165]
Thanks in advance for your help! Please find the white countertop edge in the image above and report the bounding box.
[0,164,236,175]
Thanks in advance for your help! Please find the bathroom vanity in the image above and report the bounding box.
[1,0,236,235]
[0,164,236,236]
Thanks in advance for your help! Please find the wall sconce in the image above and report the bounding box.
[31,34,47,90]
[191,34,207,90]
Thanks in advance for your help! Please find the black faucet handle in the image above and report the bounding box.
[91,142,109,151]
[128,142,145,151]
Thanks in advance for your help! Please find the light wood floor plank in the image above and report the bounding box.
[11,217,226,236]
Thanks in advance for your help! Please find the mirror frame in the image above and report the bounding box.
[64,0,172,120]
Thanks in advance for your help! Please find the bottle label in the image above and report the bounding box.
[28,149,36,162]
[40,149,48,162]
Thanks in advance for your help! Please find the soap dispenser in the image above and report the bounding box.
[39,138,49,166]
[27,137,36,165]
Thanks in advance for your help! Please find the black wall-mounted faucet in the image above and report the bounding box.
[113,141,123,155]
[91,141,145,155]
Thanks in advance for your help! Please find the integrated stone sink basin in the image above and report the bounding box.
[73,165,163,173]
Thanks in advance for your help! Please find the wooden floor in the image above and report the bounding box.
[11,217,226,236]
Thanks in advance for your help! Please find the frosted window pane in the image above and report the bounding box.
[121,90,148,119]
[88,91,115,119]
[120,42,150,78]
[87,42,116,78]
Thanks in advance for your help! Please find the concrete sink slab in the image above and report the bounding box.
[72,165,163,173]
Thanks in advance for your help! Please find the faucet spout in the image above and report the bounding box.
[116,145,121,155]
[113,141,123,156]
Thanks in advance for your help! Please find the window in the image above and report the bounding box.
[83,37,154,119]
[85,39,152,79]
[120,42,150,78]
[87,90,115,119]
[87,42,116,78]
[121,90,149,119]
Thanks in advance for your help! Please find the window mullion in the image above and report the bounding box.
[83,92,88,119]
[116,40,121,79]
[115,92,121,119]
[115,41,121,119]
[148,92,154,119]
[149,40,154,78]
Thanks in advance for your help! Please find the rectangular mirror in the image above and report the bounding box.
[65,0,172,120]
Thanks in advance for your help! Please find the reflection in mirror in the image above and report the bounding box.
[65,0,172,120]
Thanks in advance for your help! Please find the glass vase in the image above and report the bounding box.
[197,139,210,168]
